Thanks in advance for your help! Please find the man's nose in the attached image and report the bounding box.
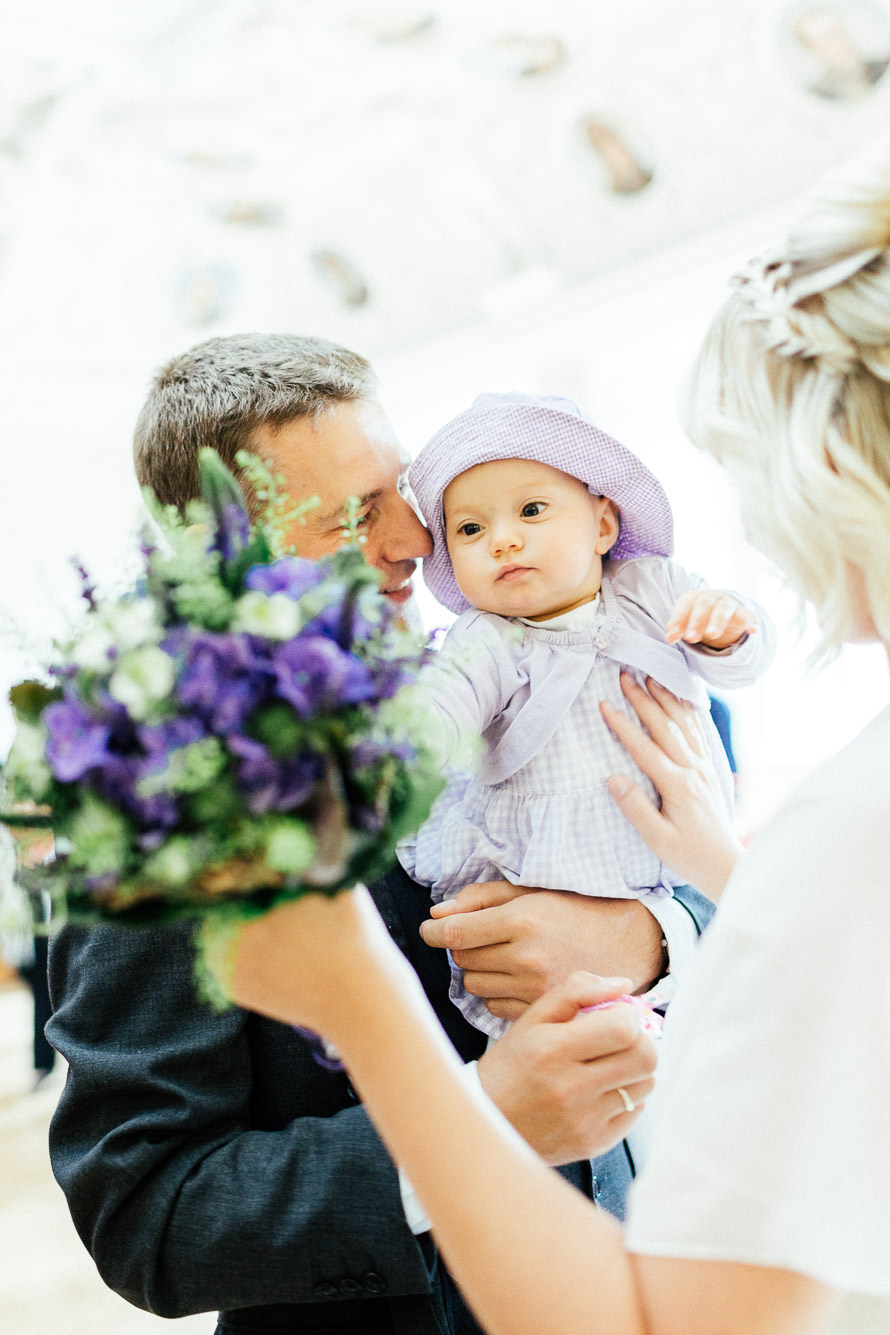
[381,493,433,563]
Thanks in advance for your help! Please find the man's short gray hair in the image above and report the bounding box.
[133,332,377,510]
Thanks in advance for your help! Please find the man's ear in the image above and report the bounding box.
[595,498,621,555]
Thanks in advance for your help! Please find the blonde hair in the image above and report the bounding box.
[684,138,890,653]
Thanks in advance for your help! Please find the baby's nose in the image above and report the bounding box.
[491,525,522,556]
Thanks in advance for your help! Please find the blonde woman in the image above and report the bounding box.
[222,141,890,1335]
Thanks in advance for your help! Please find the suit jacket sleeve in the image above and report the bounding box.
[46,897,458,1318]
[671,881,717,936]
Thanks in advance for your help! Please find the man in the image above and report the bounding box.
[47,333,713,1335]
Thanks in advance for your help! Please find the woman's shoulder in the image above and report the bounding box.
[784,703,890,838]
[722,703,890,935]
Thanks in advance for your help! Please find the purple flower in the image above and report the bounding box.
[137,717,206,760]
[93,753,180,831]
[351,737,415,770]
[292,1025,344,1071]
[228,735,323,814]
[214,501,251,563]
[44,694,112,782]
[72,560,97,610]
[272,636,375,715]
[302,592,377,648]
[245,557,324,601]
[135,790,181,829]
[168,628,271,732]
[131,718,207,823]
[368,657,415,701]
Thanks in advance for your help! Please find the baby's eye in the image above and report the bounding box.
[521,501,546,518]
[457,521,482,537]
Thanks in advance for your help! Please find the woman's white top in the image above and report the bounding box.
[625,704,890,1333]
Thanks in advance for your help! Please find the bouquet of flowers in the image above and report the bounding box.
[0,450,442,1005]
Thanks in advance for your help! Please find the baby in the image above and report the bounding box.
[398,391,775,1041]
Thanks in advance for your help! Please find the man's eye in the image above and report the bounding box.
[521,501,546,518]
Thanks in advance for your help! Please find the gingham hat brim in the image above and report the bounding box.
[409,398,674,615]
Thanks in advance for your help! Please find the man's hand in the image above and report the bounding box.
[665,589,756,650]
[478,972,658,1164]
[420,882,666,1019]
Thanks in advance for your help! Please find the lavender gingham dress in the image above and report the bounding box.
[398,556,775,1040]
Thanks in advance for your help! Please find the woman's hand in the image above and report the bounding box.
[478,971,658,1163]
[601,674,743,900]
[224,884,414,1036]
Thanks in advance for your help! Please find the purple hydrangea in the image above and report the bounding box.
[44,693,113,782]
[245,557,325,601]
[167,628,272,732]
[228,735,323,814]
[351,737,416,770]
[272,636,376,715]
[367,656,416,701]
[302,593,378,648]
[137,717,206,759]
[93,752,180,831]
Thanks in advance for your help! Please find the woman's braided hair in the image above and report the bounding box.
[684,137,890,653]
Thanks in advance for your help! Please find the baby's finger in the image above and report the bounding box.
[663,590,700,644]
[678,593,720,643]
[699,596,735,638]
[723,608,757,638]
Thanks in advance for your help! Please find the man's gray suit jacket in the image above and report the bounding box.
[47,864,713,1335]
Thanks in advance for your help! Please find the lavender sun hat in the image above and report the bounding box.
[408,391,675,615]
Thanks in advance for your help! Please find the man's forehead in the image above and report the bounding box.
[252,403,406,526]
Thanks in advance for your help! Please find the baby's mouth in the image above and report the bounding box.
[496,564,533,582]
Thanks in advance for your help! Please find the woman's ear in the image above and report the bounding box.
[595,498,621,555]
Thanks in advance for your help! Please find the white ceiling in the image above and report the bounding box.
[1,0,889,369]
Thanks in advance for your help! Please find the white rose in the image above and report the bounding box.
[72,623,116,671]
[232,591,302,640]
[109,646,176,720]
[108,599,163,652]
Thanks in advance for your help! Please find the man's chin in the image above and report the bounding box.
[384,580,414,608]
[384,582,421,630]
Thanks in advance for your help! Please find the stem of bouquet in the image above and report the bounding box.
[195,907,256,1011]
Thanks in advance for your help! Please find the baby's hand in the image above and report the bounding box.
[664,590,757,650]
